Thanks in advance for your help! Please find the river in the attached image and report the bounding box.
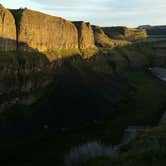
[149,67,166,81]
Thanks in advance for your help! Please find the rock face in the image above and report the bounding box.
[73,21,95,49]
[0,4,16,51]
[14,9,78,51]
[102,26,147,41]
[0,5,95,52]
[92,26,114,48]
[92,26,131,48]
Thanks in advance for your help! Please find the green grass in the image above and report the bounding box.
[81,125,166,166]
[108,125,166,166]
[44,48,81,60]
[59,69,166,145]
[0,41,166,165]
[81,156,110,166]
[103,70,166,144]
[71,68,166,165]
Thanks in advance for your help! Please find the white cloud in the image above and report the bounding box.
[0,0,44,10]
[0,0,166,26]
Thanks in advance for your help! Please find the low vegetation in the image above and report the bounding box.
[83,124,166,166]
[0,40,166,166]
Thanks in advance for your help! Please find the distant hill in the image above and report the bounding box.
[138,25,166,36]
[102,26,147,41]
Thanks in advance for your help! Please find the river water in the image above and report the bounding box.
[149,67,166,81]
[64,141,118,166]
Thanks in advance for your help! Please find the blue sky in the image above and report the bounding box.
[0,0,166,27]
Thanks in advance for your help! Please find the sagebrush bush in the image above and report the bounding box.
[65,142,118,166]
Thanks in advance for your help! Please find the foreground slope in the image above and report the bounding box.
[83,124,166,166]
[0,39,166,166]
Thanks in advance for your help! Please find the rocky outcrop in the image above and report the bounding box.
[0,4,16,51]
[102,26,147,41]
[0,4,150,53]
[73,21,95,49]
[0,4,98,53]
[92,26,131,48]
[13,9,78,52]
[92,26,114,48]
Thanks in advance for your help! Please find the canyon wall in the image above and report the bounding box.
[0,4,147,53]
[92,26,131,48]
[14,9,79,52]
[73,21,95,49]
[0,4,16,51]
[92,26,114,48]
[102,26,147,41]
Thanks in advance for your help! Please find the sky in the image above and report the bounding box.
[0,0,166,27]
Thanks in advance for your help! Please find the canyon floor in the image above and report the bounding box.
[0,37,166,166]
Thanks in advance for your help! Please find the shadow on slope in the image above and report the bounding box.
[0,40,160,136]
[0,39,166,166]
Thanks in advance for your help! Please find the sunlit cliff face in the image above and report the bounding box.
[0,4,96,52]
[0,4,16,51]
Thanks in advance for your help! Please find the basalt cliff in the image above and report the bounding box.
[0,4,149,109]
[1,5,95,52]
[1,4,166,166]
[12,9,78,51]
[0,4,16,51]
[0,4,147,53]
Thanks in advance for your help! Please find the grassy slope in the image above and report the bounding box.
[77,40,166,166]
[112,125,166,166]
[83,125,166,166]
[102,70,166,144]
[0,41,166,165]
